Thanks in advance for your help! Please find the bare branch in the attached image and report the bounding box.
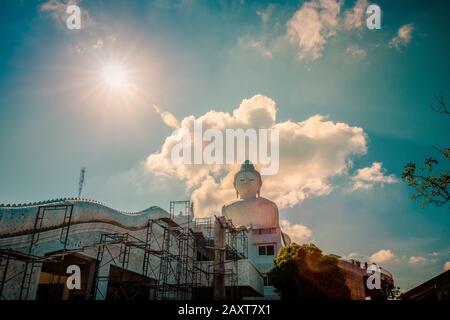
[431,90,450,115]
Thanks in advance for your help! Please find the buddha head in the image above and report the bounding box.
[233,160,262,199]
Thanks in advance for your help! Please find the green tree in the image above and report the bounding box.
[269,243,350,300]
[384,286,402,300]
[402,93,449,209]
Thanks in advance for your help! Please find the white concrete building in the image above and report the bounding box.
[0,197,284,300]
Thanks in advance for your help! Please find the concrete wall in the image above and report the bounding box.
[237,259,264,296]
[247,229,283,274]
[338,260,366,300]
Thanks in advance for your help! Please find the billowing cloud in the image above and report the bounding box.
[280,220,313,244]
[146,94,367,217]
[286,0,343,61]
[409,256,427,265]
[444,261,450,271]
[351,162,397,191]
[40,0,94,29]
[344,0,369,30]
[370,249,395,263]
[346,44,367,60]
[389,24,414,50]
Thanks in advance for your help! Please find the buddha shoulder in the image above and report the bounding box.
[223,197,277,211]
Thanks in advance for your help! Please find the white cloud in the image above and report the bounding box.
[344,252,359,260]
[343,252,369,262]
[92,39,104,49]
[247,40,273,59]
[41,0,69,12]
[67,44,84,55]
[409,256,427,265]
[346,44,367,60]
[280,220,313,244]
[41,0,70,22]
[444,261,450,271]
[370,249,395,263]
[286,0,343,61]
[145,94,367,217]
[351,162,397,191]
[257,5,276,27]
[346,251,432,266]
[344,0,369,30]
[389,24,414,50]
[427,252,439,264]
[40,0,94,29]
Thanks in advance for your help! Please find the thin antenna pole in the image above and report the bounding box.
[78,167,86,198]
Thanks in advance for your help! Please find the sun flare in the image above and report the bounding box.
[102,64,129,89]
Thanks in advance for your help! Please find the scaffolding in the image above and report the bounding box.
[0,249,47,300]
[224,218,248,299]
[90,201,198,300]
[155,200,196,300]
[195,216,248,300]
[0,200,248,301]
[0,204,74,300]
[193,217,215,294]
[91,232,160,300]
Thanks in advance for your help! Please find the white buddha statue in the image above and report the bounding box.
[222,161,290,293]
[222,160,280,230]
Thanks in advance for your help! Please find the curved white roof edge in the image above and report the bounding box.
[0,197,164,216]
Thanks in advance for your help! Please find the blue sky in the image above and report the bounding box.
[0,0,449,291]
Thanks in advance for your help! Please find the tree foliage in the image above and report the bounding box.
[269,243,350,300]
[384,286,402,300]
[402,93,449,209]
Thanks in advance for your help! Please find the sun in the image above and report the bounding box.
[101,64,129,89]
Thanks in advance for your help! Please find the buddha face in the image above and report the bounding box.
[234,171,261,199]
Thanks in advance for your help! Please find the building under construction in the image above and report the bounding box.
[0,199,266,300]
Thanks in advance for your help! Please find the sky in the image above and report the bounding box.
[0,0,449,291]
